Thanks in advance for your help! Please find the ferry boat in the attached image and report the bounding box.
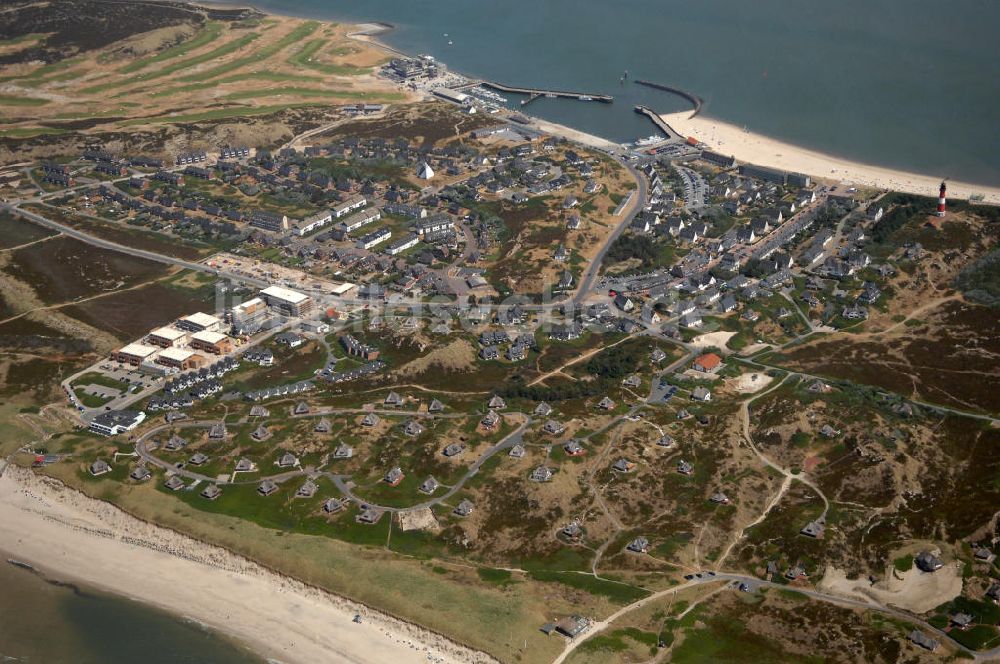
[631,134,665,147]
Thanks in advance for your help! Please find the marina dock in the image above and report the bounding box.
[480,81,613,104]
[634,80,703,117]
[633,105,684,141]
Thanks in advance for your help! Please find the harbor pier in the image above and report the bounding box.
[480,81,613,104]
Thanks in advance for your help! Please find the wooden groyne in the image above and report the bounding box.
[634,80,703,117]
[633,105,683,141]
[480,81,613,104]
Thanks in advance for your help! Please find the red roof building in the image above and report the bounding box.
[692,352,723,373]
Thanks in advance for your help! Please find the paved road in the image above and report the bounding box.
[132,408,533,517]
[3,203,270,289]
[554,569,992,663]
[573,159,648,304]
[736,356,1000,425]
[328,414,531,513]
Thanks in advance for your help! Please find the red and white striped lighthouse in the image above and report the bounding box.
[936,181,947,217]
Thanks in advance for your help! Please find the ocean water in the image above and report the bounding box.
[254,0,999,187]
[0,562,265,664]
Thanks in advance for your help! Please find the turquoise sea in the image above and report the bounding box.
[256,0,999,187]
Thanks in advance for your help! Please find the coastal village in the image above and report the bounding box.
[0,3,998,664]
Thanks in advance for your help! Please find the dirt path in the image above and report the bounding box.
[0,271,177,327]
[530,333,637,386]
[713,377,830,570]
[0,232,62,253]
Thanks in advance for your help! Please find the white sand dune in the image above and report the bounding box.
[0,466,495,664]
[661,112,1000,205]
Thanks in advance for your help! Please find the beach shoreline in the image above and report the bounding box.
[660,111,1000,204]
[0,465,495,664]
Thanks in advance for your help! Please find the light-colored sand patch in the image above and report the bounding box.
[819,561,962,614]
[0,466,493,664]
[730,372,774,394]
[689,330,736,350]
[397,507,440,533]
[661,111,1000,204]
[394,338,477,378]
[738,342,772,356]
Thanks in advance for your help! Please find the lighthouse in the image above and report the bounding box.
[936,181,947,217]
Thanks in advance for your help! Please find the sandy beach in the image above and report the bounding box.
[0,466,495,664]
[660,112,1000,205]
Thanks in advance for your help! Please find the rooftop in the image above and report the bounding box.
[117,342,158,358]
[180,312,221,328]
[190,330,228,345]
[261,285,309,304]
[149,326,187,341]
[158,347,198,362]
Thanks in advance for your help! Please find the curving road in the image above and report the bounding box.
[572,159,648,304]
[132,409,532,514]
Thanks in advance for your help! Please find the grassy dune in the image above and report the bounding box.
[287,38,369,75]
[118,21,225,73]
[0,94,50,106]
[177,21,320,83]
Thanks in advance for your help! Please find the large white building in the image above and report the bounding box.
[260,285,313,317]
[293,210,334,237]
[146,326,188,348]
[229,297,269,332]
[155,347,204,370]
[89,410,146,436]
[357,227,392,250]
[112,343,158,367]
[341,208,381,233]
[333,195,367,218]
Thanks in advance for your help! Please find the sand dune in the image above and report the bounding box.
[661,112,1000,205]
[0,466,495,664]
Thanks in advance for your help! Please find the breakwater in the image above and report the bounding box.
[634,80,703,117]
